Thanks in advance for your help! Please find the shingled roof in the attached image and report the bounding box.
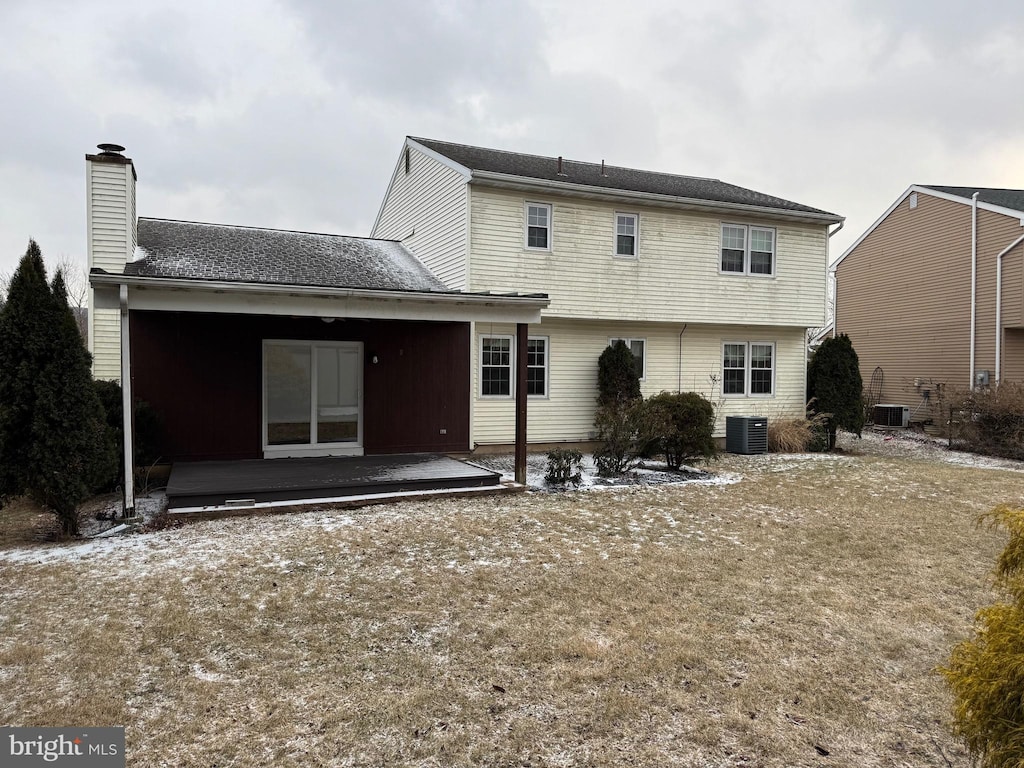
[411,137,839,219]
[920,185,1024,214]
[125,218,450,292]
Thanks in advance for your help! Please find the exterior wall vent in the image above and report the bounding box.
[909,192,918,209]
[873,404,910,428]
[726,416,768,454]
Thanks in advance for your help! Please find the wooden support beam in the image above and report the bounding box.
[515,322,528,485]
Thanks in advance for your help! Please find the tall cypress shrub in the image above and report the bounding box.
[807,333,864,450]
[0,241,51,498]
[0,242,109,535]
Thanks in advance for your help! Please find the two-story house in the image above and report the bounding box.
[834,185,1024,431]
[372,138,843,449]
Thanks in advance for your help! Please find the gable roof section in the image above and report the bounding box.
[125,218,450,293]
[409,137,841,223]
[833,184,1024,270]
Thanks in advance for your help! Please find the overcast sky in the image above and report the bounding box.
[2,0,1023,286]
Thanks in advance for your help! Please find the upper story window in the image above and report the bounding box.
[722,341,774,397]
[721,223,775,276]
[608,337,646,380]
[615,213,638,257]
[526,202,552,250]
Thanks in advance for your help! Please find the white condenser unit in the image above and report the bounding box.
[873,404,910,428]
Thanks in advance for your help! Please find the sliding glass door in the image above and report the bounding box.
[263,340,362,456]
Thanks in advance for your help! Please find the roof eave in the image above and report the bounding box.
[469,170,843,225]
[89,271,550,309]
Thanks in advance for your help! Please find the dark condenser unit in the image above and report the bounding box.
[726,416,768,454]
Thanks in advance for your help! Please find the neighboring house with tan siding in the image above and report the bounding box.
[834,185,1024,431]
[373,137,843,448]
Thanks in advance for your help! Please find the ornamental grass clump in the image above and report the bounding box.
[941,504,1024,768]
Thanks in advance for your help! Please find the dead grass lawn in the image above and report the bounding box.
[1,445,1019,766]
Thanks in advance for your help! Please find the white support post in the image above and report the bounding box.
[119,283,136,520]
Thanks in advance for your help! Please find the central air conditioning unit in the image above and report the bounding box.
[873,404,910,428]
[726,416,768,454]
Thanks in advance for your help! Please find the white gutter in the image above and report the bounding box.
[827,221,844,338]
[469,170,844,225]
[995,231,1024,383]
[119,284,135,522]
[89,272,549,309]
[970,192,979,390]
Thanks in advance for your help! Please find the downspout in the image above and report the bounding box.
[676,324,687,392]
[119,283,136,521]
[970,192,979,389]
[995,231,1024,383]
[827,221,844,338]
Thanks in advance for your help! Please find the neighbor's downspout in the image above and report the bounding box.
[828,221,844,338]
[119,283,136,521]
[995,231,1024,383]
[677,324,687,392]
[970,192,979,389]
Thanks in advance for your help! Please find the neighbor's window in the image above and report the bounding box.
[527,336,548,397]
[609,337,646,380]
[615,213,638,257]
[526,202,552,250]
[481,336,513,396]
[721,223,776,276]
[722,342,774,397]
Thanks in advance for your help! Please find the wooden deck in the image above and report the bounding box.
[166,454,503,510]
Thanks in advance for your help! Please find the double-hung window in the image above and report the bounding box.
[615,213,638,257]
[722,342,775,397]
[479,335,549,397]
[721,223,775,276]
[526,202,552,250]
[608,337,646,380]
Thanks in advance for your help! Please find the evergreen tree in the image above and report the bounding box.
[0,242,109,536]
[0,241,51,498]
[597,340,641,407]
[807,333,864,450]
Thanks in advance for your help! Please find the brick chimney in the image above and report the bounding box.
[86,143,136,381]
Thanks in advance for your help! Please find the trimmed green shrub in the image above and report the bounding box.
[941,505,1024,767]
[637,391,716,469]
[597,340,641,407]
[808,333,864,450]
[544,447,583,486]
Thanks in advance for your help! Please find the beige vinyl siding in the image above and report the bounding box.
[836,191,1024,428]
[1004,329,1024,381]
[471,319,807,446]
[372,145,468,289]
[87,159,134,381]
[468,186,828,327]
[1002,242,1024,328]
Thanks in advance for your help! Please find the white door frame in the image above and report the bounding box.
[262,339,364,458]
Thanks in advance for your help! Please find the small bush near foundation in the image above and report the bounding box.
[768,412,831,453]
[636,392,716,469]
[952,383,1024,460]
[941,505,1024,768]
[594,403,640,476]
[544,447,583,486]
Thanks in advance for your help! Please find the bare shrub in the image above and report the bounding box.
[952,383,1024,460]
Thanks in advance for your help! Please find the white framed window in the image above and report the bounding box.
[479,335,550,398]
[615,212,638,257]
[480,335,513,397]
[722,342,775,397]
[608,337,646,380]
[720,223,775,276]
[525,202,552,250]
[527,336,549,397]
